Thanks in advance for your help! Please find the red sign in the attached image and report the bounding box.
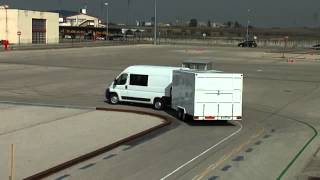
[17,31,21,36]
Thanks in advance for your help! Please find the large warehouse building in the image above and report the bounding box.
[0,6,59,44]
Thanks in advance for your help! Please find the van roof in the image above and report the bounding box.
[124,65,184,74]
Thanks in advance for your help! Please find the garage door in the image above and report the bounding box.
[32,19,46,44]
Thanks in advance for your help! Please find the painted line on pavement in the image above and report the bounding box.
[195,128,264,180]
[160,121,243,180]
[276,117,318,180]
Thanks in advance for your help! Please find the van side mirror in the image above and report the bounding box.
[113,78,118,85]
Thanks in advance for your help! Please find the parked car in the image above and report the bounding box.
[96,36,106,40]
[311,44,320,50]
[238,40,257,47]
[64,35,73,39]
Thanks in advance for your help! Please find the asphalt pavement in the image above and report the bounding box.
[0,45,320,180]
[0,103,163,180]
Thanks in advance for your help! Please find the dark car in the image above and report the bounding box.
[238,40,257,48]
[311,44,320,50]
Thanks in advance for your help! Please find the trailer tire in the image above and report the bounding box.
[109,93,119,105]
[177,109,185,121]
[153,98,164,110]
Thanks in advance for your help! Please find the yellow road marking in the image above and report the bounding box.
[192,175,200,180]
[196,128,265,180]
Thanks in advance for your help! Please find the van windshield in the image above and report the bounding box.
[116,73,128,85]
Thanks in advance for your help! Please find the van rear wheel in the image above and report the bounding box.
[109,93,119,105]
[153,98,164,110]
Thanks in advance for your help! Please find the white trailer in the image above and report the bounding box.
[171,70,243,121]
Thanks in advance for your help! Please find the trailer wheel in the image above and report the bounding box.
[153,98,164,110]
[109,93,119,105]
[177,109,185,121]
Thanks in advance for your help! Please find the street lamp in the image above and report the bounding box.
[154,0,157,45]
[104,2,109,40]
[246,9,250,42]
[0,5,9,40]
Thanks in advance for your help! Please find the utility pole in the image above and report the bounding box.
[246,9,250,42]
[127,0,130,26]
[154,0,157,45]
[104,2,109,39]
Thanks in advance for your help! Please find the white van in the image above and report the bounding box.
[105,65,183,110]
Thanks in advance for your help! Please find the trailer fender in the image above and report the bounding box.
[177,106,186,114]
[176,106,187,121]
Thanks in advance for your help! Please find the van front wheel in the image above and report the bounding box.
[109,93,119,105]
[153,98,164,110]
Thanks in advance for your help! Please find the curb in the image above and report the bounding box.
[0,42,151,52]
[23,107,173,180]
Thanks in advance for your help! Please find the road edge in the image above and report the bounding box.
[276,117,318,180]
[23,107,173,180]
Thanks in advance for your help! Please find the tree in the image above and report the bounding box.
[234,21,242,28]
[189,19,198,27]
[224,21,233,28]
[313,12,319,25]
[207,20,211,27]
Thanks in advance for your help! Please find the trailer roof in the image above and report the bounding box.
[176,69,223,73]
[183,59,212,64]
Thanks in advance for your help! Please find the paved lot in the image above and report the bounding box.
[0,45,320,180]
[0,103,163,180]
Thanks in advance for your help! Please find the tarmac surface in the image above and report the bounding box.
[0,45,320,180]
[0,103,163,180]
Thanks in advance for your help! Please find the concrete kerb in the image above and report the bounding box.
[0,41,151,52]
[0,101,96,110]
[22,107,173,180]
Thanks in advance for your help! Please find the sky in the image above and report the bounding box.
[1,0,320,27]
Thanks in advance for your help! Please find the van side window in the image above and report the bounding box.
[130,74,148,86]
[117,73,128,85]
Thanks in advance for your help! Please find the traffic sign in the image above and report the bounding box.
[17,31,21,36]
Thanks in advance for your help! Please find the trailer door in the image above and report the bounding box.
[216,90,234,119]
[195,74,242,120]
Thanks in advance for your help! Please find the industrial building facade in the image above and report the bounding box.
[0,8,59,44]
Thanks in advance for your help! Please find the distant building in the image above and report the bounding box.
[51,9,103,28]
[159,23,171,27]
[0,5,59,44]
[51,9,121,40]
[212,22,225,28]
[198,21,207,27]
[144,22,153,27]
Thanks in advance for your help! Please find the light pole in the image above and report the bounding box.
[104,2,109,40]
[154,0,157,45]
[0,5,9,40]
[246,9,250,42]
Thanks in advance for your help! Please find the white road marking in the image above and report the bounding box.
[160,121,243,180]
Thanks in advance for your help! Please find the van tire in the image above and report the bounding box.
[177,109,185,121]
[109,93,119,105]
[153,98,164,110]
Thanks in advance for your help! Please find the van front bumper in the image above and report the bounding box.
[105,88,110,100]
